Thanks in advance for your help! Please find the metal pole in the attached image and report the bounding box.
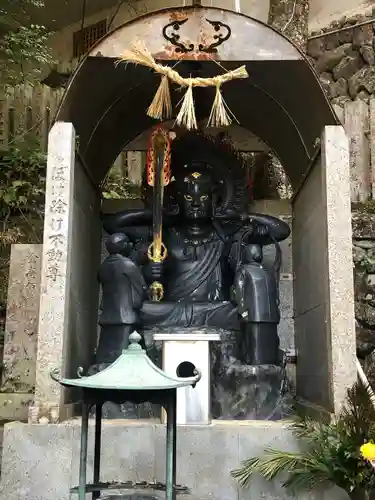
[93,404,102,500]
[78,0,87,61]
[165,392,177,500]
[308,17,375,40]
[172,391,177,500]
[78,401,90,500]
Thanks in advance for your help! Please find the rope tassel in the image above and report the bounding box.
[147,75,172,120]
[117,42,249,130]
[175,83,197,130]
[207,83,237,128]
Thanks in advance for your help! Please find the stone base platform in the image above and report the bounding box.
[0,393,33,422]
[0,420,347,500]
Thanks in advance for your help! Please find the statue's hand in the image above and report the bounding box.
[244,223,269,245]
[254,223,269,238]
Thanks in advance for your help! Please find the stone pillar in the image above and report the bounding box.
[293,125,356,414]
[0,244,42,421]
[322,126,357,413]
[126,151,143,185]
[344,100,371,202]
[30,122,75,423]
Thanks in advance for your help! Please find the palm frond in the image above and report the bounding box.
[341,382,375,438]
[231,381,375,494]
[290,415,324,440]
[231,449,311,488]
[282,466,330,491]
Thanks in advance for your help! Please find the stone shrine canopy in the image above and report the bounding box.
[55,6,338,190]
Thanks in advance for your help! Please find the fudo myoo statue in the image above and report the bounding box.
[99,132,290,369]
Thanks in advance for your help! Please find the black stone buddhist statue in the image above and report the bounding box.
[97,134,290,375]
[96,233,147,363]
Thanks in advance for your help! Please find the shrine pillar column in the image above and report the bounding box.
[292,125,356,414]
[30,122,101,423]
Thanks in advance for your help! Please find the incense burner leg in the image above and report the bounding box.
[172,391,177,500]
[78,401,90,500]
[165,393,177,500]
[93,404,102,500]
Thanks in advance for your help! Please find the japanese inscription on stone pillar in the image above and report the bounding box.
[34,122,76,413]
[45,163,70,283]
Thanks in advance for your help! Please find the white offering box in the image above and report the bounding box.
[153,332,221,425]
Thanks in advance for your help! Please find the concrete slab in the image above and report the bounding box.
[70,421,156,486]
[155,424,239,500]
[0,421,75,500]
[0,420,349,500]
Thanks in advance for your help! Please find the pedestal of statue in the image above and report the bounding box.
[153,329,221,425]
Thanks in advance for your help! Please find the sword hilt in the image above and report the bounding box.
[147,242,167,302]
[150,281,164,302]
[147,241,168,263]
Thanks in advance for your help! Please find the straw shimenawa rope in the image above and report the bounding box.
[116,42,249,129]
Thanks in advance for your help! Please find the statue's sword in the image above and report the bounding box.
[146,127,172,301]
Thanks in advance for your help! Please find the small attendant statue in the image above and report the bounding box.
[96,232,147,363]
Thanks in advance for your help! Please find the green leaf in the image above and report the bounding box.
[0,0,54,89]
[3,192,15,203]
[231,382,375,494]
[11,180,26,187]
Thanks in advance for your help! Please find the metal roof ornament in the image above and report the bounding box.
[50,330,201,391]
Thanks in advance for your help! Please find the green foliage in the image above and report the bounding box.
[231,383,375,494]
[102,166,142,200]
[0,141,45,310]
[0,0,51,216]
[0,0,55,88]
[358,255,375,274]
[359,201,375,215]
[0,142,46,219]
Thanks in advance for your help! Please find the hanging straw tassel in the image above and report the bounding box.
[147,75,172,120]
[207,82,234,128]
[175,83,197,130]
[117,43,249,129]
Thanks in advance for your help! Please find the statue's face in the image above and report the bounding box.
[181,172,212,221]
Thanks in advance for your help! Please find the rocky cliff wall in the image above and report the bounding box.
[308,13,375,105]
[352,206,375,358]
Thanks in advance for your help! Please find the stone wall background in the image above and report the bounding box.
[308,13,375,105]
[352,206,375,362]
[307,13,375,363]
